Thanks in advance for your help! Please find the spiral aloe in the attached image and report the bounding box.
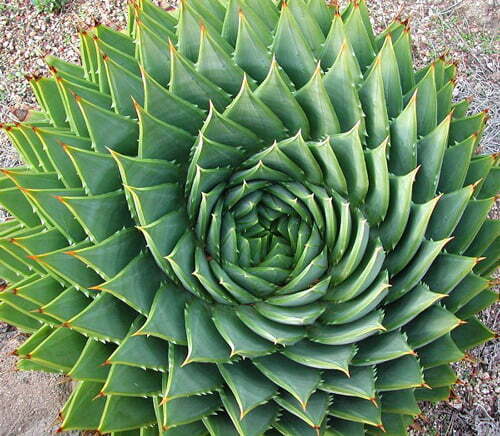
[0,0,498,434]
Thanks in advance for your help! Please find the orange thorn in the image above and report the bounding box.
[369,397,379,407]
[64,251,77,257]
[421,383,433,390]
[53,195,66,203]
[61,322,72,328]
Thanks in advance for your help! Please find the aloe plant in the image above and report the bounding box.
[0,0,498,434]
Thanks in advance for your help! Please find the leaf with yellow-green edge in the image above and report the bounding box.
[0,301,41,332]
[202,414,239,436]
[33,241,102,290]
[99,396,156,433]
[40,286,91,323]
[329,124,369,206]
[359,57,390,148]
[142,69,204,135]
[330,396,381,428]
[93,253,163,316]
[327,240,384,303]
[308,310,385,346]
[34,127,91,188]
[64,145,122,195]
[2,125,41,169]
[385,195,440,275]
[224,77,287,143]
[282,340,355,373]
[236,305,305,345]
[60,381,106,432]
[392,26,414,95]
[58,191,133,243]
[474,240,500,276]
[387,238,451,303]
[448,197,495,254]
[102,363,162,396]
[254,301,326,326]
[272,3,316,88]
[437,79,455,123]
[107,318,169,371]
[411,64,438,136]
[275,411,325,436]
[378,167,419,251]
[464,154,494,193]
[321,366,375,400]
[76,95,139,155]
[163,343,223,401]
[327,418,365,436]
[465,219,500,257]
[70,292,136,344]
[135,21,172,87]
[170,41,230,111]
[139,0,178,32]
[103,54,144,117]
[424,253,477,294]
[445,273,489,315]
[343,2,375,71]
[54,74,113,112]
[331,213,370,285]
[452,316,494,351]
[363,139,389,224]
[423,364,457,389]
[13,275,63,306]
[295,65,340,139]
[255,59,310,138]
[184,299,231,364]
[377,34,403,118]
[375,354,424,392]
[353,330,413,366]
[323,271,389,325]
[162,392,221,430]
[29,76,68,128]
[0,186,41,227]
[69,228,144,280]
[137,283,189,345]
[287,0,325,56]
[404,305,461,349]
[68,338,114,382]
[449,111,487,145]
[212,304,275,357]
[307,0,332,35]
[232,8,272,82]
[426,184,474,241]
[414,112,452,203]
[381,389,420,416]
[389,90,417,176]
[136,101,194,159]
[383,283,445,331]
[455,288,498,320]
[477,165,500,200]
[414,386,451,403]
[220,389,279,436]
[320,13,361,81]
[95,24,135,56]
[0,291,58,325]
[197,24,247,95]
[79,29,99,82]
[29,326,86,372]
[275,390,330,429]
[200,101,262,152]
[218,358,277,418]
[417,333,464,369]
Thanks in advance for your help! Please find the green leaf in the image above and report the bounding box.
[61,381,106,431]
[99,396,156,433]
[212,304,275,357]
[162,392,221,430]
[253,353,321,408]
[220,389,279,436]
[404,305,461,349]
[272,3,316,87]
[236,305,305,345]
[375,354,424,391]
[321,366,375,400]
[353,330,413,366]
[309,310,385,345]
[163,343,223,401]
[184,299,231,364]
[69,338,114,382]
[330,396,381,427]
[451,316,494,351]
[254,301,326,326]
[218,358,277,417]
[381,389,420,416]
[102,364,162,396]
[418,333,464,369]
[282,340,355,373]
[275,390,330,428]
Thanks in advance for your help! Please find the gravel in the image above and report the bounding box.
[0,0,498,435]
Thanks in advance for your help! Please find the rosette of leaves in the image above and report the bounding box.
[0,0,498,434]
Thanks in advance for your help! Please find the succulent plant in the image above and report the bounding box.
[0,0,498,434]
